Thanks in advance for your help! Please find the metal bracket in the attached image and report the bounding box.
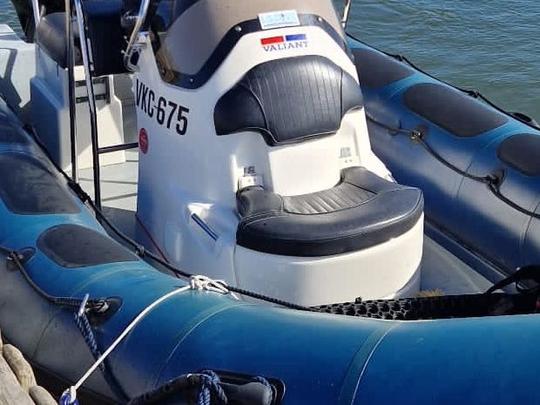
[123,0,152,72]
[74,77,110,104]
[31,0,41,27]
[341,0,353,28]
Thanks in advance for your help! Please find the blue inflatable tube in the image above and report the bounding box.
[349,37,540,277]
[0,80,539,403]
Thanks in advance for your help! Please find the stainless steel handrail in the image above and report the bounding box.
[341,0,353,28]
[74,0,102,209]
[65,0,78,182]
[31,0,41,27]
[123,0,152,72]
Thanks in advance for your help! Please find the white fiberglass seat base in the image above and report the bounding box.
[236,217,424,307]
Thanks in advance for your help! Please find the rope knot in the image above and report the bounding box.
[68,181,91,203]
[190,275,239,300]
[135,245,146,257]
[197,370,228,405]
[59,387,79,405]
[89,299,110,314]
[410,130,423,141]
[6,250,27,269]
[466,89,481,98]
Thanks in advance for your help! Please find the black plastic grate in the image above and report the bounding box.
[314,293,540,320]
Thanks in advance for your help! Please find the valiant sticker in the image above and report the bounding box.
[258,10,300,30]
[261,34,308,52]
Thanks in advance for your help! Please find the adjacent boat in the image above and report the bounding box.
[349,38,540,280]
[0,1,538,404]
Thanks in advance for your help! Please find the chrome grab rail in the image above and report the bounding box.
[65,0,143,210]
[31,0,41,27]
[65,0,78,182]
[123,0,152,72]
[74,0,102,209]
[341,0,353,28]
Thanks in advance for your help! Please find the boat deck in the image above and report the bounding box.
[80,151,493,296]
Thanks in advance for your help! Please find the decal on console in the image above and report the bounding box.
[139,128,149,154]
[135,80,190,135]
[261,34,308,52]
[258,10,300,30]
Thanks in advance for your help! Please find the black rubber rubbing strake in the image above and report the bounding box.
[0,153,80,215]
[404,83,508,137]
[38,224,138,268]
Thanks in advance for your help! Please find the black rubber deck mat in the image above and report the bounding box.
[404,83,508,137]
[0,153,79,215]
[314,293,539,320]
[38,224,138,268]
[498,133,540,176]
[353,48,415,89]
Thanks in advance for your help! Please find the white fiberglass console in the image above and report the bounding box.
[133,0,424,306]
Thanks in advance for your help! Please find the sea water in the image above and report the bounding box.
[347,0,540,120]
[0,0,538,119]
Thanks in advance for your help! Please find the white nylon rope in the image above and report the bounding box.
[62,275,239,404]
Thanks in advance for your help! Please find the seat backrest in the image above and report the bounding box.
[35,1,127,76]
[35,12,82,67]
[82,0,127,76]
[214,55,364,146]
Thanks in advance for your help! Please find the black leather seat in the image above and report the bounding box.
[215,55,364,146]
[236,167,424,257]
[36,12,82,68]
[36,1,127,76]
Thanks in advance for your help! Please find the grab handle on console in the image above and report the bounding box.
[123,0,152,71]
[341,0,353,28]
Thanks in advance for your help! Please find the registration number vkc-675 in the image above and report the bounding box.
[135,80,190,135]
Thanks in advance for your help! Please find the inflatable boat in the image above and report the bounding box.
[0,0,539,404]
[349,37,540,281]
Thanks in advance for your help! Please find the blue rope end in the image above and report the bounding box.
[59,390,79,405]
[198,370,227,405]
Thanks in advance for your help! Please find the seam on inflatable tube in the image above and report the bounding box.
[151,302,248,391]
[338,323,399,404]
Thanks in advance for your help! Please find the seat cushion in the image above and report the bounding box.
[36,12,82,68]
[82,0,128,76]
[215,55,364,146]
[236,167,424,257]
